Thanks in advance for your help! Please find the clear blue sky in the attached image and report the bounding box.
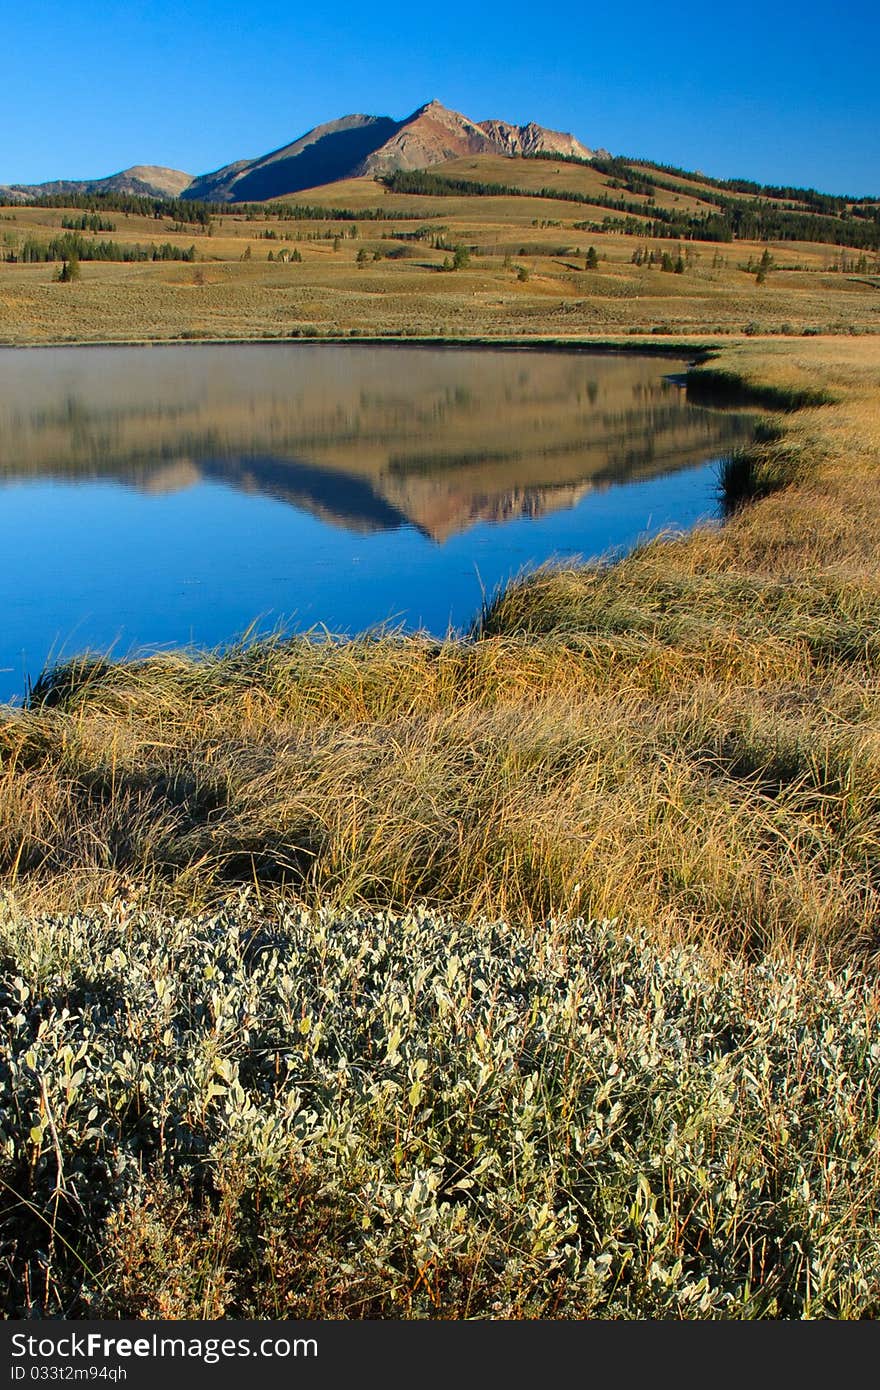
[3,0,878,195]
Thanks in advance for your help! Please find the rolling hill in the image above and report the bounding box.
[0,164,194,202]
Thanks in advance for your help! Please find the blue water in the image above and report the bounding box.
[0,345,753,703]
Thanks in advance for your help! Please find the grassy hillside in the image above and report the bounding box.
[1,154,878,343]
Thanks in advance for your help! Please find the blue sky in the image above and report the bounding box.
[3,0,878,194]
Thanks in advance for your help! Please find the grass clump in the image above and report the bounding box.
[2,617,879,956]
[716,420,796,512]
[685,364,835,412]
[1,900,878,1319]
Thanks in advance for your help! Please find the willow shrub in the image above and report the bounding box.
[1,897,878,1317]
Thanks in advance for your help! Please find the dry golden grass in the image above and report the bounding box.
[1,255,875,344]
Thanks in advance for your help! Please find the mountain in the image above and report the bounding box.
[183,114,402,203]
[358,100,510,179]
[185,100,593,202]
[1,101,593,206]
[0,164,193,202]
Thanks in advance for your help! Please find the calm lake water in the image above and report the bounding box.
[0,344,755,704]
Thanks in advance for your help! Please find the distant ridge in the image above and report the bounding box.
[3,101,593,205]
[1,165,193,202]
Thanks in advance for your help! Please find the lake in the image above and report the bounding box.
[0,344,755,704]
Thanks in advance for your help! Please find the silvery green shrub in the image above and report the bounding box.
[1,895,878,1316]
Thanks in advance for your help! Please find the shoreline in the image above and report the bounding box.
[0,342,764,709]
[0,331,720,355]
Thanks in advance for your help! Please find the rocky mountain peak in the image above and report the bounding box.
[4,100,595,204]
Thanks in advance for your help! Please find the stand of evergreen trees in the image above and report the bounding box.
[60,214,116,232]
[8,233,197,263]
[4,160,876,253]
[7,192,214,223]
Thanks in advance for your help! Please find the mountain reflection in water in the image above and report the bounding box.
[0,345,755,703]
[0,344,754,542]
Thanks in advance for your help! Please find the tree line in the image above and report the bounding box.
[5,165,875,250]
[590,160,880,241]
[7,192,215,223]
[0,190,419,225]
[60,213,117,232]
[382,169,880,249]
[528,150,878,219]
[7,233,197,263]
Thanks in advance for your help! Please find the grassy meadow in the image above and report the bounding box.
[1,156,880,1317]
[1,153,879,342]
